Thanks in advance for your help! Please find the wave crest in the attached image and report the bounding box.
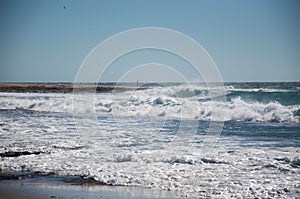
[1,88,299,124]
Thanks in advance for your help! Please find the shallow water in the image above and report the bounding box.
[0,175,182,199]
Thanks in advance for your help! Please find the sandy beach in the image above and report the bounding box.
[0,173,184,199]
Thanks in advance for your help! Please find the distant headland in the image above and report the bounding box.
[0,83,145,93]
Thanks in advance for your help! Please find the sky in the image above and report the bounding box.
[0,0,299,82]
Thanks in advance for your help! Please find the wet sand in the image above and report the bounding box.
[0,83,145,93]
[0,173,184,199]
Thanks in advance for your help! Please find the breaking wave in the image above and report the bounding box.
[0,84,299,124]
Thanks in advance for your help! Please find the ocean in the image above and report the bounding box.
[0,82,299,198]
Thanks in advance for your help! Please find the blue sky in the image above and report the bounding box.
[0,0,299,82]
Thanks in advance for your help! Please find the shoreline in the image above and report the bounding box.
[0,83,145,93]
[0,172,185,199]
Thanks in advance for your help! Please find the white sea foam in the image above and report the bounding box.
[0,86,299,124]
[227,87,295,93]
[0,114,299,198]
[0,89,299,198]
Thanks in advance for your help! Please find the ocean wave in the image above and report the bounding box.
[227,87,296,93]
[94,89,300,123]
[1,89,299,124]
[144,84,297,96]
[217,97,299,123]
